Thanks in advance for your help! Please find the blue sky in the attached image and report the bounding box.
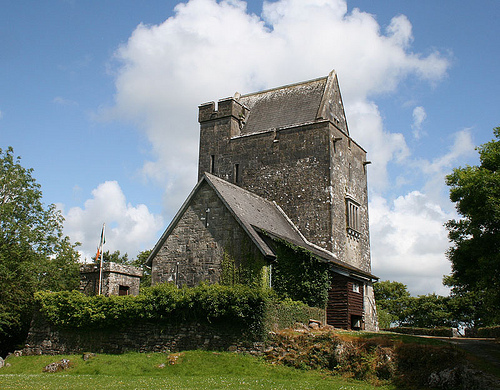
[1,0,498,296]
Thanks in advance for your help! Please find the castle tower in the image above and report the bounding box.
[197,71,371,274]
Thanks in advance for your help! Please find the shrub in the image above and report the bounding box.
[264,298,325,332]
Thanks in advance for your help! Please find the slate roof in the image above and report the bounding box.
[236,70,348,136]
[238,77,327,134]
[147,173,377,281]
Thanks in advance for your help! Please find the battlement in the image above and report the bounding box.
[198,98,248,124]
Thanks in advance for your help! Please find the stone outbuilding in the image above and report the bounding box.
[79,262,143,296]
[148,70,379,330]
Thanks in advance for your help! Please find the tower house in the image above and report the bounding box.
[198,71,370,273]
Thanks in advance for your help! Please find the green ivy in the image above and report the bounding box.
[220,244,269,289]
[269,237,331,308]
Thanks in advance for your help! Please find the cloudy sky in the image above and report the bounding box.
[1,0,498,296]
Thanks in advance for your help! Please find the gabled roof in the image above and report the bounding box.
[147,173,377,281]
[237,70,349,136]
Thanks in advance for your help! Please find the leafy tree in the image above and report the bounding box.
[404,294,454,328]
[377,308,396,329]
[445,127,500,326]
[0,147,80,355]
[92,249,129,264]
[375,281,456,328]
[132,249,152,287]
[374,280,411,326]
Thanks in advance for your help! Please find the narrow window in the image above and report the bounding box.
[205,208,210,227]
[210,155,215,174]
[233,163,240,184]
[346,198,360,237]
[352,283,360,293]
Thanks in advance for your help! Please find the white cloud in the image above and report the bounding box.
[105,0,449,214]
[370,191,453,296]
[386,14,413,49]
[62,181,164,261]
[411,106,427,139]
[369,128,476,295]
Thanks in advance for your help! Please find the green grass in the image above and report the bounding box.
[0,351,395,389]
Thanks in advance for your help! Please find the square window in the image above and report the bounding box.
[118,285,130,296]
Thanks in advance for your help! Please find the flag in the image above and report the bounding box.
[95,224,105,262]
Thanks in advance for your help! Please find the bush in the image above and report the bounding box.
[266,332,396,383]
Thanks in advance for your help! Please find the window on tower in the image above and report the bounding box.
[346,198,361,238]
[210,155,215,174]
[233,163,240,184]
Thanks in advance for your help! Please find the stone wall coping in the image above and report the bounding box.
[80,262,143,277]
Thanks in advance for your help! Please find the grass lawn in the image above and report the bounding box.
[0,350,395,390]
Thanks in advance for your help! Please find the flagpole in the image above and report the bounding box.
[98,223,105,295]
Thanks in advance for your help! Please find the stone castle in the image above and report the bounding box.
[147,71,378,331]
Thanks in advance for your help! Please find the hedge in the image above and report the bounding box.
[34,283,324,339]
[466,325,500,338]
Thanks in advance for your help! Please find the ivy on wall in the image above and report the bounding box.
[269,238,331,308]
[221,244,268,289]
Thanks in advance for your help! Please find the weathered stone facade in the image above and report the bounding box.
[151,181,268,288]
[80,262,142,296]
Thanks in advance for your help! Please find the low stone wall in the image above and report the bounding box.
[23,318,262,355]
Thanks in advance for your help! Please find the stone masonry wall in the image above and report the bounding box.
[80,263,142,296]
[199,119,333,251]
[151,181,268,287]
[23,318,257,355]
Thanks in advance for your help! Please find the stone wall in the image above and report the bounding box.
[23,318,258,355]
[151,181,268,287]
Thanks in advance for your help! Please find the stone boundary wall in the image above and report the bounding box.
[23,318,263,355]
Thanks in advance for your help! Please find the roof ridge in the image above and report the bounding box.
[238,75,328,99]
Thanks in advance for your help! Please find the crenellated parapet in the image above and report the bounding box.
[198,98,248,125]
